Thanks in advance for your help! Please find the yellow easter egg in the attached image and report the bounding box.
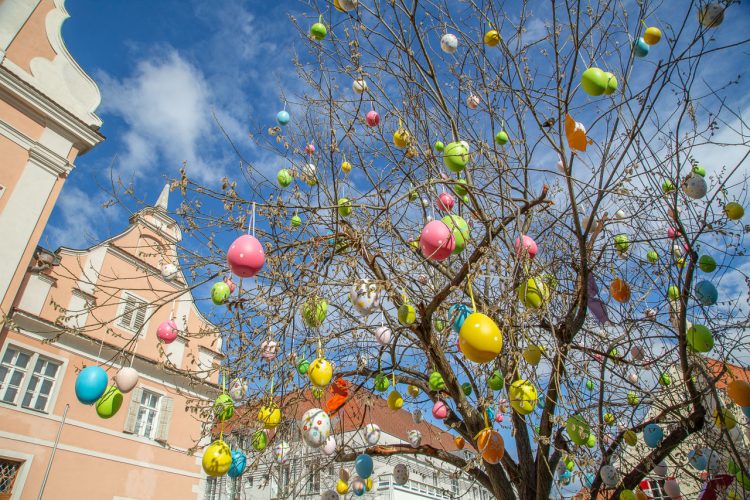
[643,26,662,45]
[509,379,538,415]
[714,408,737,430]
[484,30,500,47]
[258,404,281,429]
[393,129,410,149]
[308,357,333,387]
[342,161,352,173]
[202,440,232,476]
[388,390,404,410]
[407,385,420,397]
[336,479,350,494]
[365,477,373,491]
[516,277,550,308]
[523,345,544,365]
[458,312,503,363]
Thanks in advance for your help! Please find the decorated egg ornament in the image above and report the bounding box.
[432,399,449,419]
[393,463,409,485]
[484,29,500,47]
[352,79,367,94]
[364,423,381,445]
[214,394,235,421]
[365,110,380,127]
[566,415,591,445]
[643,423,664,448]
[443,141,470,172]
[695,280,718,306]
[436,192,455,212]
[442,215,469,254]
[514,235,538,259]
[458,312,503,363]
[114,367,139,394]
[95,386,123,419]
[202,440,232,476]
[258,404,281,429]
[308,357,333,387]
[644,26,662,44]
[211,281,231,305]
[227,234,265,278]
[387,390,404,410]
[509,379,538,415]
[699,2,725,28]
[420,220,455,260]
[277,169,293,188]
[227,450,247,478]
[440,33,458,53]
[276,110,290,126]
[310,19,327,40]
[581,67,608,96]
[476,428,505,464]
[300,408,331,447]
[634,37,650,57]
[156,319,178,344]
[75,365,108,405]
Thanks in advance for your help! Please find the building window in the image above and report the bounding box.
[119,293,148,332]
[0,346,61,413]
[0,458,22,497]
[134,389,161,438]
[307,461,320,493]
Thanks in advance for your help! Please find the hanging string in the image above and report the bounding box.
[249,202,256,237]
[467,274,477,313]
[317,335,323,359]
[269,373,275,405]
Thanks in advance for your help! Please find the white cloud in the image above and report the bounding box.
[43,186,120,249]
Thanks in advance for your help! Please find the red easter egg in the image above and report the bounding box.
[366,110,380,127]
[435,192,455,212]
[514,235,538,259]
[420,221,455,261]
[223,277,236,293]
[227,235,265,278]
[432,400,449,419]
[495,413,504,423]
[157,320,178,344]
[305,143,315,154]
[667,227,680,240]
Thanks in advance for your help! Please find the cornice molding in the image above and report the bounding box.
[0,118,72,175]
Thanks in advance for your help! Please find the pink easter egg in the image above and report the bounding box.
[667,227,680,240]
[420,221,455,261]
[514,235,538,259]
[260,340,278,361]
[223,276,237,293]
[157,320,178,344]
[495,413,504,423]
[435,192,455,212]
[374,327,391,346]
[227,235,265,278]
[432,399,449,419]
[305,143,315,154]
[366,110,380,127]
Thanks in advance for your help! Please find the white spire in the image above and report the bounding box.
[155,184,170,211]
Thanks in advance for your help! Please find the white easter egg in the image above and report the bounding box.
[600,465,619,487]
[321,489,338,500]
[374,326,391,346]
[352,79,368,94]
[653,460,668,477]
[615,209,626,219]
[161,263,178,279]
[228,378,247,400]
[393,463,409,485]
[350,280,380,316]
[664,478,681,498]
[413,408,424,424]
[408,429,422,447]
[114,367,139,393]
[683,174,707,199]
[338,0,358,11]
[300,408,331,448]
[274,441,290,463]
[440,33,458,53]
[364,423,381,445]
[627,372,638,384]
[322,435,337,455]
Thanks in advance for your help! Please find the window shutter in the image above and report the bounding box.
[133,304,147,331]
[123,387,143,434]
[154,396,173,442]
[120,296,135,328]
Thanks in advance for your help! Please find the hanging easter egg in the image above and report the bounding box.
[398,303,416,325]
[441,215,470,255]
[621,491,637,500]
[114,367,139,394]
[393,128,410,149]
[623,429,638,447]
[600,465,620,488]
[259,339,279,361]
[352,79,367,94]
[448,303,472,334]
[406,384,420,398]
[517,276,550,309]
[643,26,662,44]
[688,449,708,470]
[300,408,331,447]
[698,255,717,272]
[491,130,510,147]
[714,407,737,430]
[340,161,352,175]
[227,234,265,278]
[725,201,744,220]
[274,441,290,463]
[698,2,725,28]
[428,371,445,391]
[634,37,650,57]
[257,404,281,429]
[610,279,631,303]
[214,394,235,421]
[613,234,630,254]
[443,141,470,172]
[322,435,337,455]
[354,454,373,479]
[336,479,349,495]
[407,429,422,447]
[683,174,707,199]
[695,280,718,306]
[458,312,503,363]
[476,428,505,464]
[202,440,232,476]
[364,423,381,445]
[727,380,750,406]
[156,319,178,344]
[566,415,591,445]
[484,29,500,46]
[95,386,123,419]
[664,479,681,499]
[364,110,380,128]
[374,373,390,392]
[75,366,108,405]
[435,192,455,213]
[662,179,675,193]
[461,382,472,396]
[227,450,247,478]
[412,408,424,424]
[160,262,178,281]
[604,412,615,425]
[338,0,358,11]
[514,235,538,259]
[643,423,664,448]
[432,400,449,419]
[301,298,328,328]
[466,94,480,109]
[440,33,458,53]
[301,163,317,186]
[687,324,714,352]
[509,379,538,415]
[228,378,247,400]
[650,460,667,477]
[523,345,544,365]
[291,214,302,228]
[393,463,409,485]
[310,20,327,40]
[337,198,353,217]
[211,281,231,305]
[581,67,608,96]
[488,370,505,391]
[603,72,618,95]
[321,490,338,500]
[387,390,404,410]
[585,379,594,390]
[308,358,333,387]
[276,110,290,126]
[627,372,639,385]
[373,326,391,346]
[420,220,455,260]
[350,280,380,316]
[658,372,672,386]
[277,169,293,188]
[251,430,268,451]
[627,391,640,405]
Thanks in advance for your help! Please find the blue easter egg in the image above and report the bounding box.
[355,454,374,478]
[560,470,572,481]
[634,37,650,57]
[448,303,472,333]
[276,110,290,126]
[743,406,750,419]
[583,473,595,488]
[643,423,664,448]
[228,450,247,478]
[75,366,108,405]
[695,280,718,306]
[486,407,495,421]
[688,449,707,470]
